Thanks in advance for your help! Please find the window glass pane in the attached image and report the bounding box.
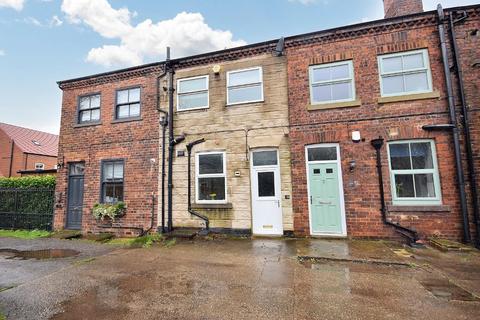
[79,96,90,110]
[104,183,123,203]
[228,84,262,104]
[403,53,424,70]
[382,75,404,94]
[199,154,223,174]
[129,88,140,102]
[414,174,436,198]
[129,103,140,117]
[258,172,275,197]
[411,142,433,169]
[228,69,261,86]
[331,82,352,101]
[308,147,337,161]
[103,163,114,180]
[113,162,124,179]
[382,56,403,73]
[198,177,225,201]
[117,105,129,118]
[80,110,91,122]
[389,144,411,170]
[394,174,415,198]
[311,84,331,103]
[179,77,207,93]
[253,151,277,166]
[178,92,208,110]
[90,95,100,108]
[404,72,429,92]
[90,109,100,121]
[312,67,330,82]
[69,163,85,176]
[117,90,129,104]
[331,64,350,80]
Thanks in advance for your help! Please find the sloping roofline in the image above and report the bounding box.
[57,4,479,87]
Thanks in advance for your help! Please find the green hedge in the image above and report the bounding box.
[0,175,56,189]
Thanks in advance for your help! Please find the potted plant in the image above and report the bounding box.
[92,202,126,221]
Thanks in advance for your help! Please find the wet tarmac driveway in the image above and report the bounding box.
[0,237,479,320]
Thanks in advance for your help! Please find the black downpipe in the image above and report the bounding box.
[371,138,419,244]
[156,67,168,233]
[448,12,480,248]
[437,5,471,243]
[166,47,175,232]
[186,139,210,230]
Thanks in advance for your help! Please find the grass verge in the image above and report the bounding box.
[0,229,52,239]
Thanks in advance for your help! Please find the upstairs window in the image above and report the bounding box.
[378,49,432,97]
[309,60,355,104]
[227,67,263,105]
[116,87,140,119]
[196,152,227,203]
[78,94,100,124]
[177,75,209,111]
[101,160,124,203]
[388,140,441,205]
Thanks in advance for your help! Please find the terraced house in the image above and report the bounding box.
[54,0,480,246]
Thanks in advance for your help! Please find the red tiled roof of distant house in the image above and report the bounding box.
[0,123,58,157]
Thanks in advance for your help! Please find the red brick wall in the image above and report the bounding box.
[286,18,472,240]
[384,0,423,18]
[54,72,160,235]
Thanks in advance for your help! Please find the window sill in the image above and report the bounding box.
[226,100,264,108]
[388,205,450,212]
[378,91,440,104]
[73,122,102,128]
[176,107,209,113]
[307,99,361,111]
[111,117,142,124]
[191,203,233,210]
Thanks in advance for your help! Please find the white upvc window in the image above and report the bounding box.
[309,60,356,105]
[378,49,433,97]
[387,140,442,206]
[35,163,45,170]
[196,151,227,203]
[226,67,263,105]
[177,75,209,111]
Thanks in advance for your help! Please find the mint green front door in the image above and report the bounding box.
[308,162,343,234]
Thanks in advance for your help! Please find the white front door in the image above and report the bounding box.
[251,149,283,235]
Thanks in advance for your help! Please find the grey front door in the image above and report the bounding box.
[66,163,85,230]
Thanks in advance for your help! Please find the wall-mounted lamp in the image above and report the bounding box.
[351,130,361,143]
[349,160,356,172]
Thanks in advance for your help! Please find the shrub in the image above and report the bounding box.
[92,202,126,221]
[0,175,56,189]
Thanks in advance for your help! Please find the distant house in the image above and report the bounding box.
[0,123,59,177]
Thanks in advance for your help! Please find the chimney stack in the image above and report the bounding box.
[383,0,423,18]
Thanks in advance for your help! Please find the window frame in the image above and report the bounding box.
[115,86,142,120]
[378,49,433,98]
[176,75,209,112]
[308,60,356,105]
[35,163,45,170]
[77,93,101,125]
[226,66,264,106]
[100,159,125,204]
[387,139,442,206]
[195,151,227,204]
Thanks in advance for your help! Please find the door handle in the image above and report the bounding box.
[318,201,332,205]
[310,196,312,204]
[277,200,280,208]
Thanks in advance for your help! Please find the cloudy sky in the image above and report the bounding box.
[0,0,477,134]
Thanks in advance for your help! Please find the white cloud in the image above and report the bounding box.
[49,15,63,27]
[61,0,246,67]
[0,49,5,56]
[0,0,24,10]
[288,0,328,5]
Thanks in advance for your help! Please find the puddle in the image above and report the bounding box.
[298,258,406,275]
[0,248,80,260]
[420,279,479,301]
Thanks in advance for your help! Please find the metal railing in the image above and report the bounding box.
[0,188,55,230]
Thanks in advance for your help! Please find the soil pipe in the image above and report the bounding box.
[156,66,168,233]
[8,139,14,177]
[186,138,210,230]
[166,47,175,232]
[371,138,419,245]
[448,11,480,248]
[437,5,471,243]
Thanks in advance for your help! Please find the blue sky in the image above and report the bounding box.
[0,0,477,134]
